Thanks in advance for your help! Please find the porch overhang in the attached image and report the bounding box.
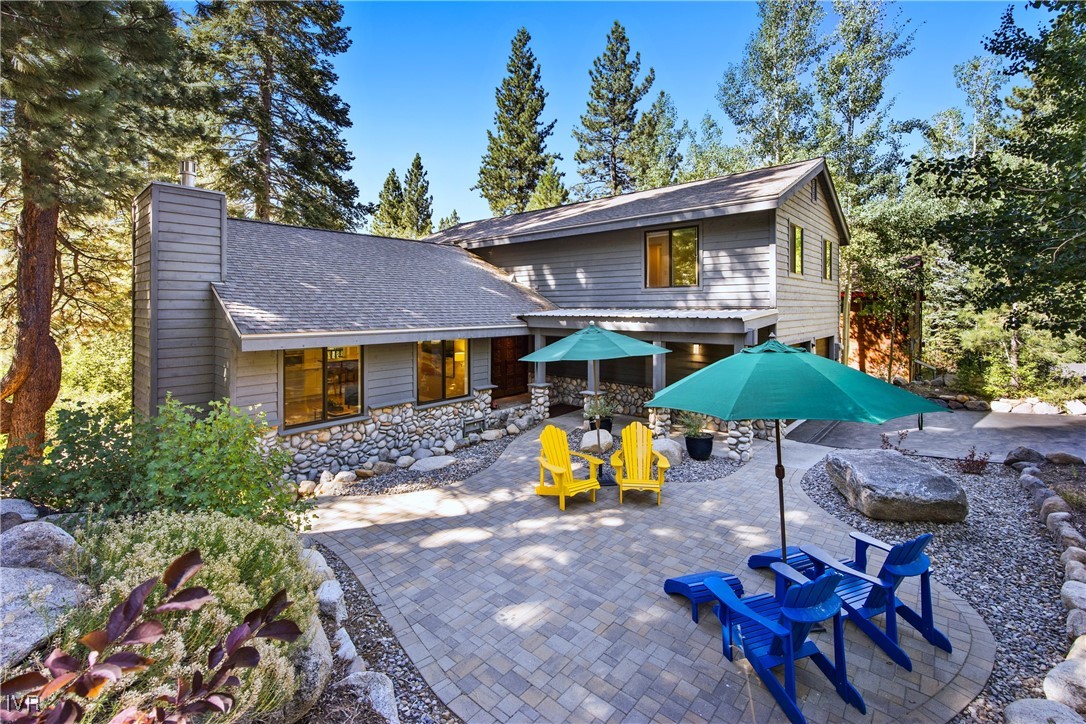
[519,308,778,345]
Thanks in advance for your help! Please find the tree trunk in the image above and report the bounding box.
[1008,327,1020,389]
[2,194,62,459]
[255,44,274,220]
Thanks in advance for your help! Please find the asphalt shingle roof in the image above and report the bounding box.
[428,158,828,247]
[215,219,553,337]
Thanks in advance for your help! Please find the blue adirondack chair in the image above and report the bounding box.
[749,531,952,671]
[704,564,866,724]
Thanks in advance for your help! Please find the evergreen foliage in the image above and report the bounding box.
[186,0,364,230]
[476,28,557,216]
[718,0,825,166]
[916,0,1086,335]
[438,209,462,231]
[526,158,571,210]
[402,153,434,238]
[629,91,684,190]
[1,0,187,455]
[573,21,655,196]
[372,156,433,239]
[371,168,405,237]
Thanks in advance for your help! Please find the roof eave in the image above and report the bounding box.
[457,199,781,249]
[234,322,533,352]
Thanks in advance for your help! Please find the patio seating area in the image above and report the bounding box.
[312,414,994,723]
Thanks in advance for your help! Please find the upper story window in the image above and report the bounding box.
[823,239,833,280]
[418,339,469,403]
[790,224,804,275]
[645,226,698,288]
[283,346,362,428]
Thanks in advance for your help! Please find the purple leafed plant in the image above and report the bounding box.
[956,446,991,475]
[0,549,301,724]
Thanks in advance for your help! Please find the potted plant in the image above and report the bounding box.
[583,397,617,432]
[677,411,714,460]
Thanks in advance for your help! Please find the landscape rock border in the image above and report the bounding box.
[1005,447,1086,718]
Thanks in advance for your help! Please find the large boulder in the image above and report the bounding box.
[1004,699,1083,724]
[1005,446,1046,465]
[410,456,456,473]
[332,672,400,724]
[1,568,86,667]
[1044,659,1086,715]
[1063,581,1086,611]
[253,613,333,724]
[653,438,684,468]
[1049,452,1086,466]
[579,429,613,454]
[317,579,346,624]
[0,521,78,574]
[0,499,38,522]
[825,449,968,523]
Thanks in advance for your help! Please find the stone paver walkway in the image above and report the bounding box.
[312,416,995,723]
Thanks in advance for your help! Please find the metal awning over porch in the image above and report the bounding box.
[519,308,779,392]
[520,307,778,345]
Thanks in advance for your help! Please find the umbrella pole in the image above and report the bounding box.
[775,419,788,563]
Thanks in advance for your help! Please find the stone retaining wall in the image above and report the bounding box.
[1004,447,1086,719]
[274,388,498,480]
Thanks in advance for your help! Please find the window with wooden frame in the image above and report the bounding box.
[790,224,804,275]
[418,339,469,403]
[283,346,362,428]
[645,226,698,288]
[823,239,833,280]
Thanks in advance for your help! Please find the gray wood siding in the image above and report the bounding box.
[471,338,491,388]
[475,211,774,309]
[213,302,235,403]
[775,180,841,345]
[365,343,415,409]
[132,188,154,416]
[234,350,280,427]
[152,185,225,406]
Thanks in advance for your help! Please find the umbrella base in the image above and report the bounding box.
[746,546,810,573]
[599,473,617,486]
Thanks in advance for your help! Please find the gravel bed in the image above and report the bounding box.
[341,432,520,496]
[800,455,1066,722]
[302,542,461,724]
[565,425,744,483]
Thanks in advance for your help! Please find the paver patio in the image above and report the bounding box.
[312,414,995,723]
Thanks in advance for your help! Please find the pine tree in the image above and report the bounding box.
[629,91,684,190]
[526,159,571,210]
[718,0,825,166]
[438,210,461,231]
[573,21,655,196]
[187,0,364,230]
[402,154,433,238]
[371,169,404,237]
[1,0,183,456]
[476,28,557,216]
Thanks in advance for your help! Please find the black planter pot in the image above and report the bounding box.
[685,435,713,461]
[587,417,613,433]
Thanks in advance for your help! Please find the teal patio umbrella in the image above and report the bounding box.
[646,338,947,561]
[522,323,671,479]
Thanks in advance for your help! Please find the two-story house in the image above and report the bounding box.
[132,157,848,478]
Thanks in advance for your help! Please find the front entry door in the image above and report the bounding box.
[491,336,530,398]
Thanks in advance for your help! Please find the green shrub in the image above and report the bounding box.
[58,510,317,721]
[676,411,711,438]
[2,397,310,529]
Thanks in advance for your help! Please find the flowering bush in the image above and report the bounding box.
[41,511,318,721]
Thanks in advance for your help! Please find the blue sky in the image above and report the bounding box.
[333,1,1017,224]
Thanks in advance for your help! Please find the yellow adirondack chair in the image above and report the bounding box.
[536,425,601,511]
[610,421,669,505]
